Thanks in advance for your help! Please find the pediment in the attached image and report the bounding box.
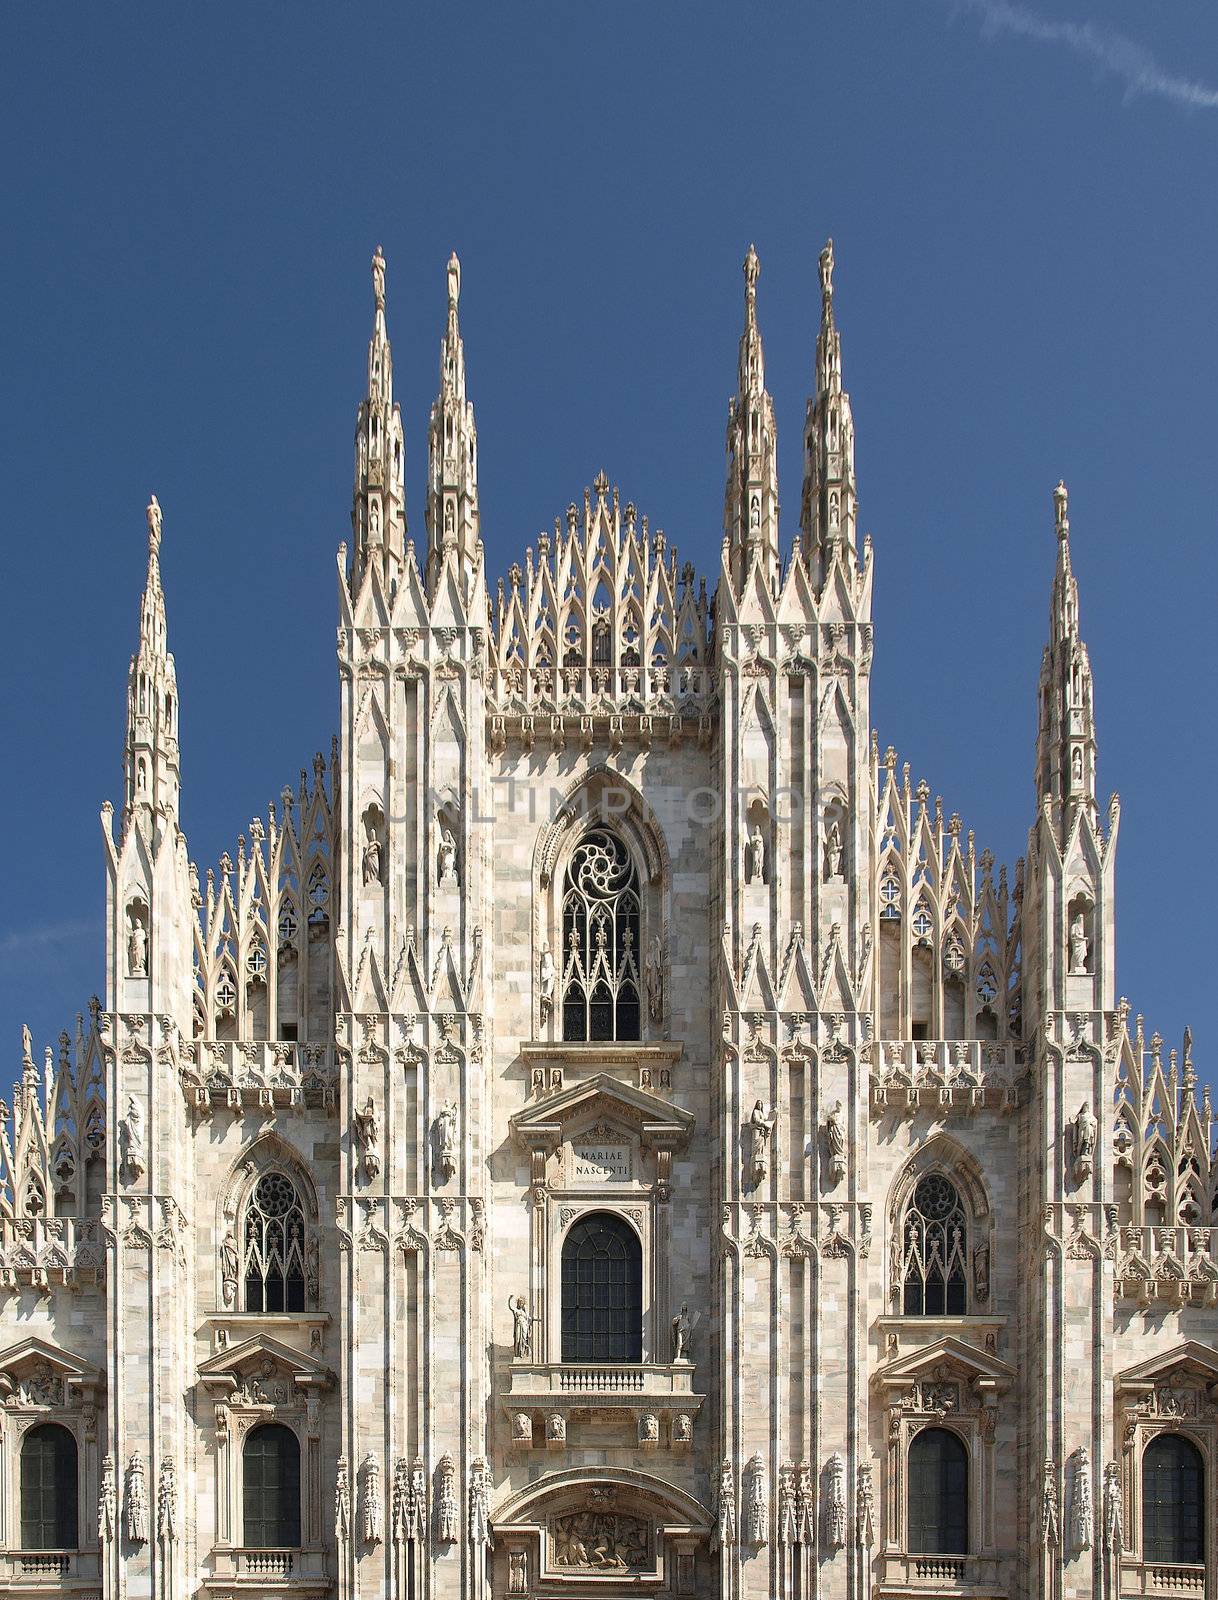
[0,1335,104,1402]
[198,1333,334,1397]
[510,1072,694,1154]
[873,1335,1015,1397]
[1117,1339,1218,1393]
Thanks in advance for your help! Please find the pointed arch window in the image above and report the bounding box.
[561,1211,643,1362]
[908,1427,968,1554]
[243,1424,301,1548]
[561,829,641,1042]
[1143,1433,1203,1566]
[21,1423,78,1550]
[902,1172,968,1315]
[242,1171,307,1312]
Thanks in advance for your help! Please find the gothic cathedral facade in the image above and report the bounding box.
[1,243,1214,1600]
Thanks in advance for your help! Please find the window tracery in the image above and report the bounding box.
[242,1171,308,1313]
[901,1173,969,1316]
[561,829,642,1043]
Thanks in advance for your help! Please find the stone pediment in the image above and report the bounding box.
[0,1334,104,1403]
[510,1072,694,1156]
[198,1332,334,1399]
[873,1335,1015,1401]
[1116,1338,1218,1394]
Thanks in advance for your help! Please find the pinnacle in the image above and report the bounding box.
[1054,479,1069,541]
[146,493,162,557]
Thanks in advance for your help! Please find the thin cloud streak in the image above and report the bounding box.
[0,919,96,962]
[953,0,1218,110]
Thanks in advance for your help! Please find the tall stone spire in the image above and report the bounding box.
[800,239,859,584]
[723,244,780,595]
[351,245,406,589]
[426,251,480,594]
[123,494,180,837]
[1035,480,1097,826]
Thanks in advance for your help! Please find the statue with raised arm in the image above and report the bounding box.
[509,1295,531,1360]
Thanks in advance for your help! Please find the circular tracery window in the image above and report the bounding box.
[914,1173,960,1222]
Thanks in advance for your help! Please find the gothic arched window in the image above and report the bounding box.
[908,1427,968,1554]
[242,1171,307,1313]
[1142,1433,1203,1566]
[20,1423,78,1550]
[243,1424,301,1549]
[902,1172,968,1315]
[561,1211,643,1363]
[561,829,641,1043]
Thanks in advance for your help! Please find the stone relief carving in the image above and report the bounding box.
[1102,1460,1123,1555]
[469,1457,492,1549]
[510,1294,531,1360]
[745,1451,768,1547]
[436,1452,458,1543]
[435,1102,458,1184]
[437,820,459,887]
[825,1451,846,1550]
[157,1457,177,1546]
[824,1100,846,1184]
[551,1510,648,1570]
[1070,1446,1092,1553]
[1040,1457,1059,1547]
[508,1549,528,1593]
[126,1449,149,1544]
[362,1453,382,1545]
[1071,1101,1097,1183]
[716,1458,737,1549]
[539,942,556,1021]
[353,1097,381,1180]
[749,1100,775,1186]
[120,1095,146,1184]
[99,1453,117,1545]
[855,1461,874,1547]
[127,908,148,976]
[645,934,664,1024]
[220,1230,239,1308]
[671,1302,692,1362]
[1069,910,1090,975]
[335,1456,351,1543]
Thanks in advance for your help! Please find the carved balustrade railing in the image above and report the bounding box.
[869,1040,1026,1113]
[1114,1223,1218,1306]
[878,1551,1005,1592]
[502,1360,705,1449]
[179,1039,338,1112]
[0,1215,104,1292]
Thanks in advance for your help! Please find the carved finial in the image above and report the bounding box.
[146,494,162,555]
[1054,479,1069,541]
[819,237,834,304]
[447,251,461,313]
[372,246,386,311]
[744,243,760,315]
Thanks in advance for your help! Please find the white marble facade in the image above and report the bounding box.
[1,243,1215,1600]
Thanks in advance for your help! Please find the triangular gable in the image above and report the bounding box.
[873,1335,1015,1399]
[510,1072,693,1153]
[198,1332,333,1394]
[0,1334,104,1392]
[1116,1339,1218,1393]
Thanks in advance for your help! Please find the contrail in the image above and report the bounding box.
[953,0,1218,110]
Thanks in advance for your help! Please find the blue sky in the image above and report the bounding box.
[2,2,1215,1068]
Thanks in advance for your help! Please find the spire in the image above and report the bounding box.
[351,245,406,589]
[800,239,859,584]
[723,245,780,595]
[426,250,480,594]
[1035,480,1097,822]
[123,494,180,836]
